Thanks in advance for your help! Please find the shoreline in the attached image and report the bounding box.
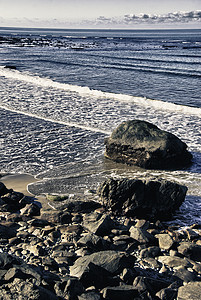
[0,173,50,210]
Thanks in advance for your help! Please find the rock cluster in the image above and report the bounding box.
[104,120,192,169]
[97,177,187,221]
[0,181,201,299]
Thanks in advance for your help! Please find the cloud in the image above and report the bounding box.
[123,10,201,25]
[0,10,201,28]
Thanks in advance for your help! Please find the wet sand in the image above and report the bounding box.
[1,173,50,210]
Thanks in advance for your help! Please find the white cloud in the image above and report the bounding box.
[0,10,201,28]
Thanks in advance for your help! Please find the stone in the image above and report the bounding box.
[83,212,115,236]
[157,256,193,268]
[20,203,40,217]
[156,287,177,300]
[133,276,169,296]
[129,227,156,245]
[177,281,201,300]
[77,233,112,251]
[79,262,119,289]
[174,266,196,283]
[157,233,174,250]
[70,250,136,277]
[140,246,161,259]
[104,120,192,169]
[97,177,187,220]
[101,285,140,300]
[177,242,201,262]
[0,182,9,196]
[78,291,102,300]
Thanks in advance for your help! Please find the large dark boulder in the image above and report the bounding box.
[104,120,192,169]
[97,177,187,220]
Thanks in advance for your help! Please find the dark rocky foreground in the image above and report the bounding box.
[0,181,201,299]
[104,120,192,170]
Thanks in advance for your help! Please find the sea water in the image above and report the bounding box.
[0,28,201,225]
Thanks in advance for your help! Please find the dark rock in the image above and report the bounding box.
[77,233,112,251]
[156,287,177,300]
[78,291,102,300]
[79,262,119,289]
[48,198,102,213]
[64,277,85,299]
[0,182,9,196]
[104,120,192,169]
[120,268,138,284]
[0,253,20,269]
[133,276,170,296]
[70,250,136,277]
[4,65,17,70]
[97,177,187,220]
[101,285,140,300]
[28,218,50,227]
[129,227,156,245]
[20,203,40,217]
[173,266,196,283]
[177,281,201,300]
[177,242,201,262]
[140,246,161,259]
[83,212,115,236]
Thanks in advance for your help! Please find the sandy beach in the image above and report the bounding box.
[0,173,50,210]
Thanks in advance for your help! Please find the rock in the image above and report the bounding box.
[157,233,174,250]
[0,182,10,196]
[64,277,85,299]
[156,287,177,300]
[104,120,192,169]
[177,281,201,300]
[177,242,201,262]
[83,212,115,236]
[4,65,17,70]
[120,268,138,284]
[48,198,102,213]
[20,203,40,217]
[140,246,161,259]
[133,276,170,296]
[129,227,156,245]
[70,250,135,277]
[77,233,112,251]
[0,253,20,269]
[101,285,140,300]
[157,256,193,268]
[79,262,119,289]
[97,177,187,220]
[78,291,102,300]
[174,266,196,283]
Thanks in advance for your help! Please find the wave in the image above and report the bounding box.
[0,66,201,117]
[0,104,110,135]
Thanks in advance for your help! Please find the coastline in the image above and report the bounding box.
[0,173,50,210]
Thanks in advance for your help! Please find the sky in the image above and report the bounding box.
[0,0,201,28]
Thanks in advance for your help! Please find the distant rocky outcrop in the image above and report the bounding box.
[104,120,192,169]
[97,177,187,221]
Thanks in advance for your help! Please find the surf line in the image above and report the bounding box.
[0,104,111,135]
[1,67,201,117]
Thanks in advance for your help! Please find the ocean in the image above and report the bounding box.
[0,27,201,226]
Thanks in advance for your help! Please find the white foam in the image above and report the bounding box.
[0,104,110,135]
[0,67,201,117]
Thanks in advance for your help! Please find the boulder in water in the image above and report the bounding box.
[104,120,192,169]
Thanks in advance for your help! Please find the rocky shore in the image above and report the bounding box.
[0,179,201,300]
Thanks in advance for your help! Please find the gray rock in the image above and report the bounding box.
[177,242,201,262]
[104,120,192,169]
[157,233,174,251]
[97,177,187,220]
[140,246,161,259]
[174,266,196,283]
[78,291,102,300]
[156,287,177,300]
[133,276,169,296]
[77,233,112,251]
[177,281,201,300]
[129,227,156,245]
[83,212,115,236]
[20,203,40,217]
[101,285,140,300]
[70,250,136,277]
[157,256,193,268]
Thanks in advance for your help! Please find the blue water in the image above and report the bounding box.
[0,28,201,225]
